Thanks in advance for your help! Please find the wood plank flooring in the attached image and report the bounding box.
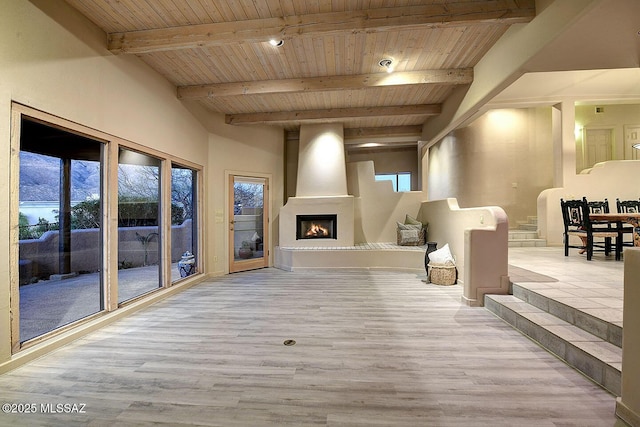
[0,268,619,426]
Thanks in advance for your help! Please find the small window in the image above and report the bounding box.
[375,173,411,192]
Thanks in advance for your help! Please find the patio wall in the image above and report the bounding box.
[19,220,193,284]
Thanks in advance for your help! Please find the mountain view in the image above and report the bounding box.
[19,151,101,201]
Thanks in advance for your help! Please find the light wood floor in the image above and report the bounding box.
[0,268,621,426]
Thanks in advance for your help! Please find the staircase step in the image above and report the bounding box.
[508,231,546,247]
[508,239,547,247]
[512,284,622,347]
[509,230,539,240]
[485,293,621,396]
[517,223,538,231]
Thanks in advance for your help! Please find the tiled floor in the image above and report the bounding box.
[0,257,622,426]
[508,246,624,328]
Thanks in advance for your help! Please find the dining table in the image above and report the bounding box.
[589,212,640,247]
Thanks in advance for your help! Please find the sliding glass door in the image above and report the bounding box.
[171,164,198,283]
[12,105,203,349]
[117,148,162,303]
[18,118,104,342]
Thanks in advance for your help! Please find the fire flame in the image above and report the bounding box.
[305,223,329,237]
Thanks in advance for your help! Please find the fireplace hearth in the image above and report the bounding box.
[296,214,337,240]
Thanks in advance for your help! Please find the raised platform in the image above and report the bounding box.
[274,242,427,273]
[486,248,625,396]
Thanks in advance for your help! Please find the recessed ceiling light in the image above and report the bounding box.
[378,58,394,73]
[269,39,284,47]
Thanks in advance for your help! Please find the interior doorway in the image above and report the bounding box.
[624,125,640,160]
[584,128,613,169]
[228,175,269,273]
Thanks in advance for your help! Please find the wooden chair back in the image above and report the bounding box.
[616,198,640,213]
[560,198,590,232]
[587,198,610,214]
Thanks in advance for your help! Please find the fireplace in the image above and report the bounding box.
[296,214,337,240]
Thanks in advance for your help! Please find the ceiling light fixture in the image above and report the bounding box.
[378,58,394,73]
[633,143,640,150]
[269,39,284,47]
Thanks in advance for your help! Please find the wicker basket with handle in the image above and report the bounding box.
[428,263,457,285]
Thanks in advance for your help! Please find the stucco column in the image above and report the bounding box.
[296,123,347,197]
[552,100,577,188]
[616,248,640,426]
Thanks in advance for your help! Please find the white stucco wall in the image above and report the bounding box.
[427,107,554,228]
[347,161,427,244]
[347,147,420,191]
[297,123,348,197]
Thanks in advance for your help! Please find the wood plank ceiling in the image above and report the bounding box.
[64,0,535,146]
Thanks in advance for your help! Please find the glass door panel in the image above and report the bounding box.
[229,175,268,273]
[171,164,198,282]
[18,119,104,343]
[117,148,161,303]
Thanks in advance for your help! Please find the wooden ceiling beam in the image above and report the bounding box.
[344,126,423,140]
[225,105,440,125]
[178,69,472,99]
[108,2,535,54]
[287,125,423,141]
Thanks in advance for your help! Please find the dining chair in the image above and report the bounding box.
[616,198,640,213]
[586,198,611,228]
[586,198,613,230]
[585,198,617,251]
[616,198,640,246]
[560,198,622,261]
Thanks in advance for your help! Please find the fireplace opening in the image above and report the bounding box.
[296,214,337,240]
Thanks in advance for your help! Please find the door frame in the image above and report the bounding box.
[624,124,640,160]
[581,126,614,172]
[225,170,271,273]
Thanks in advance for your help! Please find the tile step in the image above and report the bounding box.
[509,230,539,239]
[517,223,538,231]
[509,230,546,247]
[512,283,621,348]
[508,239,547,248]
[485,293,621,396]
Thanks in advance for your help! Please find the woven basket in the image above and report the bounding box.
[428,263,457,286]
